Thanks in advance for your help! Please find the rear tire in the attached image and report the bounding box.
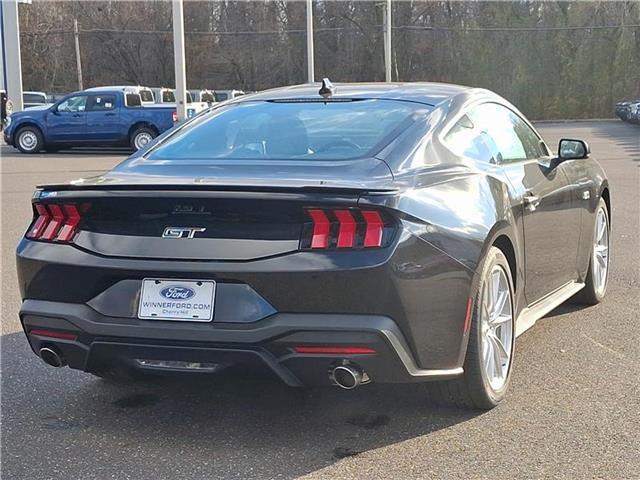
[575,198,610,305]
[129,126,157,151]
[429,246,516,410]
[15,126,43,153]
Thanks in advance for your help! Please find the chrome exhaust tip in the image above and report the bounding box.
[330,364,370,390]
[39,347,65,368]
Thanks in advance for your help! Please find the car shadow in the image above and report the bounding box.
[1,332,481,479]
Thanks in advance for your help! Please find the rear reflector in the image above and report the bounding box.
[463,297,474,334]
[29,329,78,341]
[303,208,393,250]
[293,346,377,355]
[26,202,87,243]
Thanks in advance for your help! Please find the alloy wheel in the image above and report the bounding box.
[592,207,609,295]
[480,265,514,392]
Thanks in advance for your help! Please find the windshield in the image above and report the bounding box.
[146,99,429,161]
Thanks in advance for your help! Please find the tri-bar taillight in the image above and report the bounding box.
[26,202,86,243]
[301,208,395,250]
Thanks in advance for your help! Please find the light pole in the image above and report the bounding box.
[172,0,187,121]
[384,0,392,82]
[306,0,314,83]
[1,0,24,112]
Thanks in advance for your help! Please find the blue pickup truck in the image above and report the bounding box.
[3,87,177,153]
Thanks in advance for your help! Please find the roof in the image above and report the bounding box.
[239,82,471,106]
[85,86,151,92]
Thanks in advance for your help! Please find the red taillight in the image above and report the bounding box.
[172,111,178,122]
[56,204,81,242]
[303,208,392,250]
[26,202,86,243]
[41,204,65,240]
[29,329,78,341]
[26,204,50,239]
[308,209,331,249]
[334,209,356,248]
[361,210,384,248]
[293,346,377,355]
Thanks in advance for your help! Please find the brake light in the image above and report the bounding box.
[308,209,331,249]
[26,204,50,239]
[172,111,178,122]
[302,208,393,250]
[26,202,87,243]
[361,210,384,247]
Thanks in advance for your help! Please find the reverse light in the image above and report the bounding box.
[26,202,87,243]
[302,208,393,250]
[172,111,178,122]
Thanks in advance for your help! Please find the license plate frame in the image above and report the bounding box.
[138,278,216,322]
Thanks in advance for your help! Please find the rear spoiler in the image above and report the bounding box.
[33,184,399,202]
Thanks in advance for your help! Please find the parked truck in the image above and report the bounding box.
[3,87,177,153]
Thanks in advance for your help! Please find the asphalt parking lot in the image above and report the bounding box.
[1,121,638,480]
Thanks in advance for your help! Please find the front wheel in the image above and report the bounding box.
[576,199,610,305]
[431,246,515,409]
[16,126,43,153]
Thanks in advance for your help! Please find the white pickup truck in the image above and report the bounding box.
[151,87,208,118]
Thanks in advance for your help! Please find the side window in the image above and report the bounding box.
[125,94,142,107]
[443,114,495,163]
[57,96,87,113]
[469,103,544,163]
[87,95,115,111]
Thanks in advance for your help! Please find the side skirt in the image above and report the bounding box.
[515,281,585,337]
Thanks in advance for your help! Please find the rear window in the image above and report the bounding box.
[162,90,175,103]
[139,90,154,103]
[23,93,46,104]
[146,99,429,161]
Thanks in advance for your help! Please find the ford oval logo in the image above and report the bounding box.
[160,286,196,300]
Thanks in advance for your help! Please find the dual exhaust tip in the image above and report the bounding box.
[39,347,66,368]
[330,363,370,390]
[39,347,371,389]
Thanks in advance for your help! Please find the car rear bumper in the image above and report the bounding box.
[20,300,463,386]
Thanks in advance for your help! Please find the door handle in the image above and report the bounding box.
[105,112,116,116]
[72,113,82,117]
[523,194,540,211]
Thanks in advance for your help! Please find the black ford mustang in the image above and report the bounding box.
[16,81,611,409]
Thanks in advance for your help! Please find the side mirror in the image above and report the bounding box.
[558,138,590,160]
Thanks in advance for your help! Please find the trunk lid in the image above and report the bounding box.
[34,158,397,261]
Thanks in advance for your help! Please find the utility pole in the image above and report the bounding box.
[306,0,314,83]
[384,0,392,82]
[73,18,83,90]
[171,0,187,121]
[2,0,24,112]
